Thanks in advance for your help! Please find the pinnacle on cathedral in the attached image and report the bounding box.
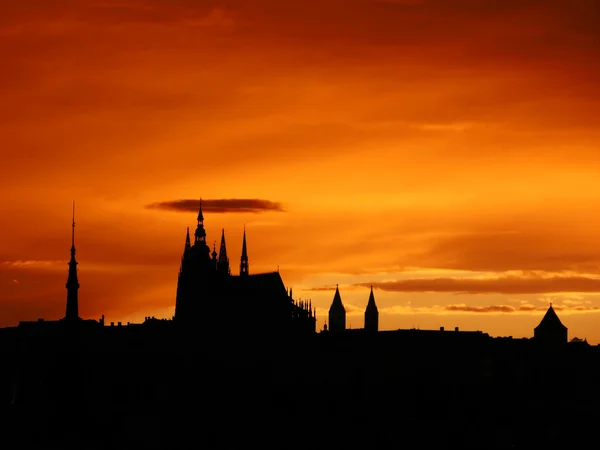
[240,225,249,276]
[184,227,191,255]
[218,228,230,274]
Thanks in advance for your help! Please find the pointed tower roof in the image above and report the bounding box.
[218,228,228,263]
[241,225,248,259]
[197,198,204,222]
[365,285,378,313]
[240,225,249,276]
[184,227,191,253]
[329,284,345,313]
[535,304,567,331]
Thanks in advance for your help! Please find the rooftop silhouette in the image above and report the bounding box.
[0,201,598,450]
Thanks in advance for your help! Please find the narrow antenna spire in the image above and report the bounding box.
[71,201,75,250]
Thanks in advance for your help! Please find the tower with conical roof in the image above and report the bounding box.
[65,201,80,321]
[328,285,346,332]
[217,229,230,275]
[534,303,568,347]
[240,225,249,276]
[364,285,378,332]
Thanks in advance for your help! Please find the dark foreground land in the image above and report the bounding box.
[1,329,599,449]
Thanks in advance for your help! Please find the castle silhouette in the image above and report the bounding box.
[2,200,597,450]
[11,199,572,349]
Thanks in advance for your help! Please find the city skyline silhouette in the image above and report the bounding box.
[1,200,598,450]
[1,2,600,447]
[2,0,600,342]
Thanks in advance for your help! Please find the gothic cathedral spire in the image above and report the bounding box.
[240,225,249,276]
[184,227,191,254]
[65,201,80,321]
[218,228,230,275]
[194,198,207,246]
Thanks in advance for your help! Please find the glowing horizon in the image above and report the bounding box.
[1,0,599,342]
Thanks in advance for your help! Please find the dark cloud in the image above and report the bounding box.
[359,275,600,295]
[146,198,285,214]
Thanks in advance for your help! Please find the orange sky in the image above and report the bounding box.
[1,0,600,341]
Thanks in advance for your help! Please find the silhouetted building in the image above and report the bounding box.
[328,285,346,332]
[364,285,378,332]
[65,201,80,322]
[534,303,568,347]
[18,202,104,332]
[174,200,315,335]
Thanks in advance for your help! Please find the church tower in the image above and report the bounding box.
[175,199,214,323]
[190,199,213,271]
[217,229,230,275]
[364,285,378,332]
[65,201,80,321]
[328,285,346,332]
[240,226,249,276]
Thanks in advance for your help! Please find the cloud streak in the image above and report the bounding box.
[146,198,285,214]
[445,304,600,313]
[358,275,600,295]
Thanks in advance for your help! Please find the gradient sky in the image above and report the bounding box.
[1,0,600,341]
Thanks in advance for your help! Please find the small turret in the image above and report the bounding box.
[211,241,218,266]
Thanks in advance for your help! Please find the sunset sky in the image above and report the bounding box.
[1,0,600,341]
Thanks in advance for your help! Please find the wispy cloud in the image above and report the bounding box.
[146,198,285,214]
[357,274,600,295]
[445,304,600,313]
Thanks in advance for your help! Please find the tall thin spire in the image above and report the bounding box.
[197,198,204,222]
[184,227,191,255]
[218,228,230,274]
[240,224,249,276]
[65,201,80,321]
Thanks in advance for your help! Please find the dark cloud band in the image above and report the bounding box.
[146,198,285,214]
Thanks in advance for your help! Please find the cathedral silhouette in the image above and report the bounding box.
[174,200,316,335]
